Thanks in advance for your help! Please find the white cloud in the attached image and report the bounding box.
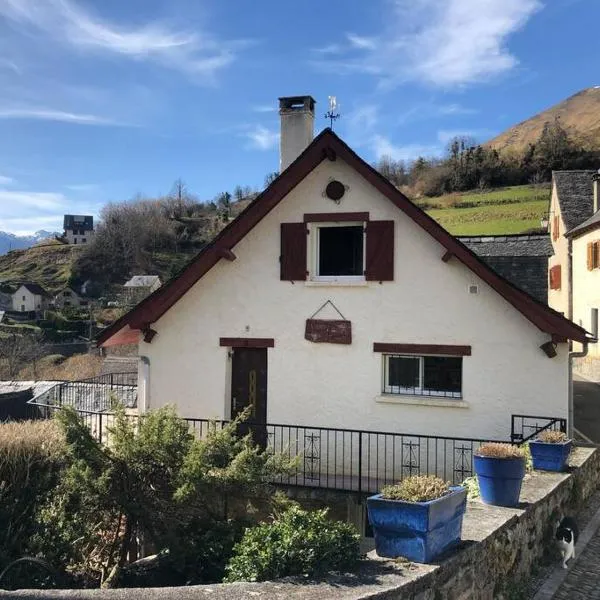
[370,134,441,161]
[0,0,242,82]
[64,183,99,192]
[0,174,14,185]
[243,125,280,151]
[252,104,277,113]
[0,189,67,211]
[313,0,542,87]
[0,107,123,125]
[437,129,494,144]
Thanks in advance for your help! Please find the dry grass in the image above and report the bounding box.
[476,443,525,459]
[0,419,65,467]
[536,430,569,443]
[17,353,103,381]
[381,475,451,502]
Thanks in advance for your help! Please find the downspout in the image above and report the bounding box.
[569,340,589,439]
[139,356,150,414]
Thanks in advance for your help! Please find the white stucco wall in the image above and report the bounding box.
[548,184,570,317]
[139,158,569,442]
[12,286,43,312]
[572,229,600,379]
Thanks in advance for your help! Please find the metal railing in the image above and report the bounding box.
[510,414,567,444]
[33,372,138,413]
[30,404,506,494]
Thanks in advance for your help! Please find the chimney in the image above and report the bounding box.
[594,170,600,213]
[279,96,316,172]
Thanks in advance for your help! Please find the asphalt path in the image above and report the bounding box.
[574,375,600,443]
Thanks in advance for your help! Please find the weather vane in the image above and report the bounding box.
[325,96,341,130]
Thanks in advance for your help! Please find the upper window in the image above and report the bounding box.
[587,241,600,270]
[316,223,364,279]
[383,354,462,398]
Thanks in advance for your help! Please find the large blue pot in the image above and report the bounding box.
[529,440,572,472]
[474,455,525,507]
[366,485,467,563]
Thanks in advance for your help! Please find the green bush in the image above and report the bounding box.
[224,506,360,582]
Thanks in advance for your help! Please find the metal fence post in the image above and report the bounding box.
[358,431,363,496]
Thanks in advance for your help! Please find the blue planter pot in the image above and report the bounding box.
[474,455,525,507]
[529,440,572,472]
[366,486,467,563]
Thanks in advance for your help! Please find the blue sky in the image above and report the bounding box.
[0,0,596,234]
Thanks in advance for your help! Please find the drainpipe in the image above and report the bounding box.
[139,356,150,414]
[569,340,590,439]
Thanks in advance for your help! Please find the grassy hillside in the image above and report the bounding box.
[486,87,600,153]
[422,184,550,235]
[0,241,81,293]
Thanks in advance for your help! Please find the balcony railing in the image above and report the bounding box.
[510,414,567,443]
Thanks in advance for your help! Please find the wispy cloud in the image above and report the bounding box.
[312,0,542,87]
[0,107,124,125]
[371,134,441,161]
[64,183,99,192]
[437,129,495,145]
[243,125,279,151]
[0,174,14,185]
[252,104,277,113]
[0,0,244,82]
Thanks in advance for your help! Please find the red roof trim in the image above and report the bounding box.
[97,129,590,346]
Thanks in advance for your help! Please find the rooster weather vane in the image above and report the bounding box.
[325,96,341,130]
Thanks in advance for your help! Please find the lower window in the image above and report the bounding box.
[383,354,462,398]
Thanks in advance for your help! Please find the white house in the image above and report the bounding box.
[54,286,88,309]
[98,96,590,450]
[63,215,94,245]
[11,283,50,312]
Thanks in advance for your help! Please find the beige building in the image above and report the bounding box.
[97,95,590,447]
[11,283,50,312]
[54,286,88,309]
[566,176,600,380]
[123,275,162,306]
[63,215,94,245]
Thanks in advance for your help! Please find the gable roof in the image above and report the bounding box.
[124,275,161,288]
[97,129,590,347]
[458,234,553,257]
[17,282,49,297]
[553,170,595,231]
[565,209,600,239]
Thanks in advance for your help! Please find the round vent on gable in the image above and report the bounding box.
[325,180,345,201]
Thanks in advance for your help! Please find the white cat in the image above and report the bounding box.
[556,517,579,569]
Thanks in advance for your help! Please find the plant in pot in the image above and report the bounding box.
[474,443,526,508]
[529,430,572,472]
[366,475,467,563]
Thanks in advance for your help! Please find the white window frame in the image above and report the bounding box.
[309,221,366,283]
[382,354,463,399]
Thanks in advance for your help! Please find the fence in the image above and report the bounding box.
[510,414,567,444]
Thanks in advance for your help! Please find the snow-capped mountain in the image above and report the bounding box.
[0,230,57,255]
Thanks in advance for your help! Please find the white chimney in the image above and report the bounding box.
[594,170,600,213]
[279,96,316,172]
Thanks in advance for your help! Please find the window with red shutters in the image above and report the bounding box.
[549,265,562,290]
[365,220,394,281]
[280,222,307,281]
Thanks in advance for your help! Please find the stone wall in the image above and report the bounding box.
[4,448,599,600]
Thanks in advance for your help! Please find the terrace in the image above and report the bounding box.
[29,373,567,495]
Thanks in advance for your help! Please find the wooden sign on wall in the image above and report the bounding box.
[305,319,352,345]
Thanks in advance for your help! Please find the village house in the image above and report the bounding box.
[98,95,590,453]
[54,286,88,310]
[11,282,50,313]
[63,215,94,245]
[123,275,162,305]
[547,170,600,380]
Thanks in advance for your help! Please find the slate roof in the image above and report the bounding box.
[18,282,50,297]
[458,234,553,257]
[553,170,596,231]
[566,210,600,238]
[124,275,161,288]
[459,235,551,304]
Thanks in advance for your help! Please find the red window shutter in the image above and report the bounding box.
[365,221,394,281]
[549,265,561,290]
[552,216,559,241]
[280,223,307,281]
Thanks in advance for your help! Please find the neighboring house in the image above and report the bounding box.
[98,95,590,447]
[459,234,553,303]
[123,276,162,305]
[565,173,600,380]
[63,215,94,245]
[54,286,88,309]
[11,283,50,312]
[547,171,596,317]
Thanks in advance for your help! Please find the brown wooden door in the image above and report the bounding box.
[231,348,268,447]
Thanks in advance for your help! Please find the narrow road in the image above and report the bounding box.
[573,375,600,443]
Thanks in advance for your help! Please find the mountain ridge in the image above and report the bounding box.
[0,230,57,255]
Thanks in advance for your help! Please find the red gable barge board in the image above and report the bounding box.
[305,319,352,344]
[97,128,590,347]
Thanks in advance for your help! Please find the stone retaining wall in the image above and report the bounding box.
[3,447,599,600]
